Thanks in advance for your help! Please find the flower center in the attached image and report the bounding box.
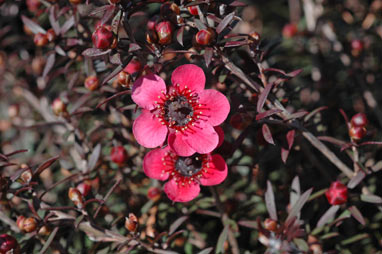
[163,96,193,126]
[175,154,203,177]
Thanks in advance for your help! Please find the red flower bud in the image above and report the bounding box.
[84,76,99,91]
[124,59,142,75]
[351,39,363,52]
[0,234,20,254]
[125,213,138,232]
[117,71,131,87]
[16,216,26,231]
[351,113,368,128]
[195,28,216,46]
[68,187,84,209]
[77,182,91,197]
[46,28,56,42]
[349,126,366,141]
[282,23,298,38]
[23,217,37,233]
[20,169,32,184]
[34,33,48,47]
[187,6,199,16]
[147,187,161,201]
[69,0,81,5]
[52,98,67,116]
[26,0,40,12]
[155,21,173,45]
[263,218,278,232]
[92,26,115,50]
[325,181,348,205]
[111,146,128,165]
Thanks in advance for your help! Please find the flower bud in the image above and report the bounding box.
[147,16,159,31]
[147,187,161,201]
[16,216,26,231]
[155,21,173,45]
[77,182,91,197]
[125,213,138,232]
[146,30,158,44]
[26,0,40,12]
[124,59,142,75]
[8,104,19,118]
[160,2,180,23]
[325,181,348,205]
[46,28,56,42]
[69,0,81,5]
[34,33,48,47]
[351,39,363,52]
[52,98,67,116]
[92,26,115,50]
[23,217,37,233]
[351,113,368,128]
[38,225,51,236]
[249,31,261,45]
[348,126,366,141]
[31,56,46,75]
[20,169,32,184]
[263,218,277,232]
[187,6,199,16]
[68,187,84,209]
[117,71,131,87]
[84,76,99,91]
[195,28,216,46]
[111,146,128,165]
[0,234,20,254]
[282,23,298,38]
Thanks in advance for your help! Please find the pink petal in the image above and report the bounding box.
[164,178,200,202]
[132,74,166,110]
[124,59,142,74]
[214,126,224,148]
[198,89,230,126]
[168,132,196,156]
[143,147,171,181]
[171,64,205,93]
[183,121,219,154]
[200,154,228,186]
[133,109,168,148]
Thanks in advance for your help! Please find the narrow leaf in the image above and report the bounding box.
[286,130,295,150]
[88,144,101,171]
[101,65,123,86]
[82,48,111,58]
[197,247,213,254]
[194,19,207,30]
[60,16,75,35]
[360,194,382,204]
[100,5,116,25]
[290,176,300,207]
[21,15,46,34]
[237,220,257,229]
[304,106,328,122]
[5,149,29,157]
[265,181,277,220]
[216,12,235,34]
[169,216,188,235]
[256,82,274,112]
[39,227,59,254]
[224,40,248,48]
[316,205,340,228]
[34,156,59,176]
[347,171,365,189]
[281,148,290,164]
[176,26,184,46]
[262,124,274,145]
[255,109,282,121]
[43,53,56,78]
[348,206,366,225]
[215,225,229,254]
[96,90,131,109]
[204,47,213,67]
[49,6,60,34]
[286,188,313,223]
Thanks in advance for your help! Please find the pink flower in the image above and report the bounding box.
[132,64,230,156]
[143,146,228,202]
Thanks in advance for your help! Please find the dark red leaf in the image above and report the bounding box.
[216,12,235,34]
[281,148,290,164]
[49,6,60,34]
[265,181,278,220]
[60,16,75,35]
[176,26,185,46]
[349,206,366,225]
[286,130,295,150]
[5,149,29,157]
[96,90,131,109]
[286,188,313,224]
[237,220,258,229]
[169,216,188,235]
[229,0,247,7]
[88,5,111,17]
[287,69,303,78]
[285,111,308,120]
[204,47,213,67]
[316,205,340,228]
[34,156,59,176]
[101,65,123,86]
[304,106,328,122]
[129,43,141,52]
[101,5,116,25]
[347,171,365,189]
[43,53,56,78]
[82,48,111,58]
[21,15,46,34]
[256,82,274,113]
[224,40,249,48]
[262,124,274,145]
[206,14,221,23]
[339,108,350,128]
[194,19,207,30]
[359,141,382,146]
[88,144,101,171]
[318,136,347,147]
[255,109,282,121]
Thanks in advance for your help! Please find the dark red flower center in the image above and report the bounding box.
[175,154,203,177]
[154,84,208,132]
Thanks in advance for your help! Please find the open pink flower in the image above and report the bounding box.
[132,64,230,156]
[143,146,228,202]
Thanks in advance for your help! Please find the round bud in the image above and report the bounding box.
[147,187,161,201]
[325,181,348,205]
[84,76,99,91]
[68,187,84,209]
[23,217,37,233]
[263,218,277,232]
[46,28,56,42]
[16,216,26,231]
[195,28,216,46]
[69,0,81,5]
[38,226,51,236]
[92,26,115,50]
[110,146,128,165]
[26,0,40,12]
[282,23,298,38]
[349,126,366,141]
[351,39,363,52]
[20,169,32,184]
[187,6,199,16]
[249,31,261,45]
[52,98,67,116]
[77,182,91,197]
[350,113,368,128]
[117,71,131,87]
[124,59,142,75]
[147,16,159,31]
[125,213,138,232]
[155,21,173,45]
[0,234,20,254]
[34,33,48,47]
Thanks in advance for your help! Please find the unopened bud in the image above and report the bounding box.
[68,187,84,209]
[263,218,277,232]
[155,21,173,45]
[23,217,37,233]
[38,225,51,236]
[125,213,138,232]
[20,169,33,184]
[117,71,131,87]
[16,216,26,231]
[52,98,67,116]
[84,76,99,91]
[46,28,56,42]
[195,28,216,46]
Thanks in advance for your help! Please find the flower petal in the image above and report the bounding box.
[200,154,228,186]
[164,178,200,202]
[198,89,230,126]
[168,132,196,156]
[183,121,219,154]
[133,109,168,148]
[171,64,205,93]
[214,126,224,148]
[143,147,171,181]
[132,74,166,110]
